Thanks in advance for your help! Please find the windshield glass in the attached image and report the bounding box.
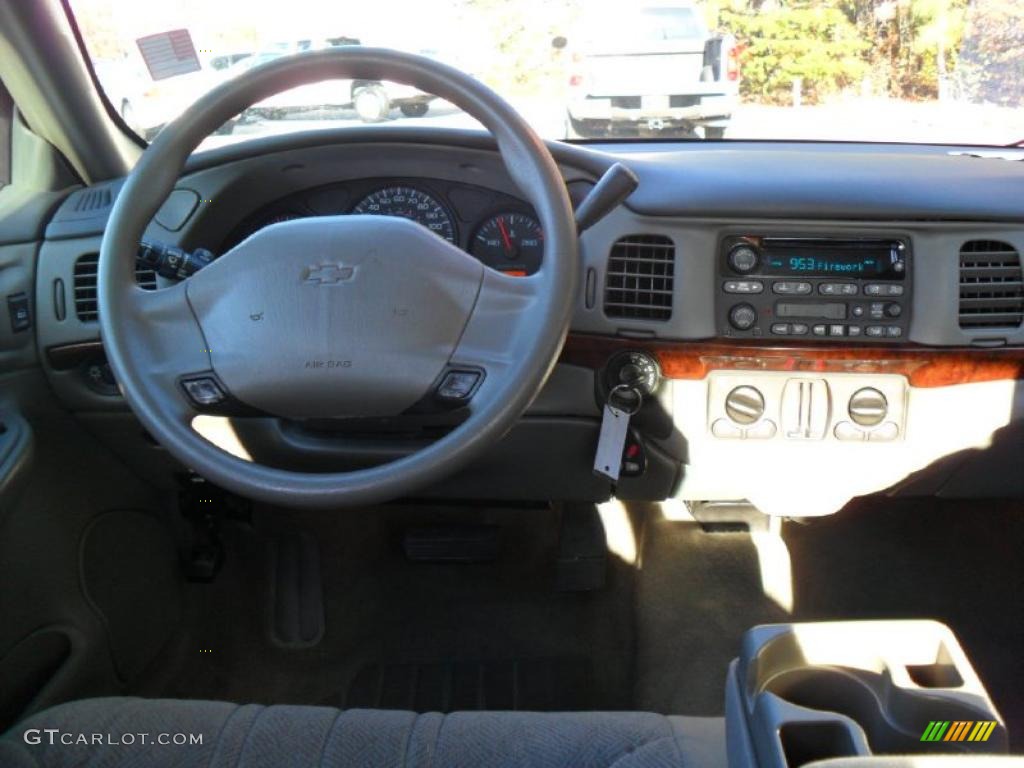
[69,0,1024,149]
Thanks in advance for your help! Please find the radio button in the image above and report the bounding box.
[887,285,905,296]
[819,283,858,296]
[886,326,903,338]
[723,280,764,294]
[851,305,865,318]
[829,324,846,337]
[866,283,906,297]
[812,324,828,336]
[866,325,886,337]
[729,303,758,331]
[848,325,863,336]
[771,323,790,335]
[772,281,812,295]
[790,323,809,335]
[869,302,886,319]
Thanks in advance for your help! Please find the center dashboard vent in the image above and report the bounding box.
[958,240,1023,329]
[604,234,675,321]
[73,254,157,322]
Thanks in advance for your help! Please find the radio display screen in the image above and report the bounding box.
[760,239,905,279]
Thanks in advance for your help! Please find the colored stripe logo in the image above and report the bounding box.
[921,721,997,742]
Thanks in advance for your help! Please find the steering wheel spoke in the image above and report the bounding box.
[119,281,214,422]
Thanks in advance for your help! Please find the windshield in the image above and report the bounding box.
[69,0,1024,149]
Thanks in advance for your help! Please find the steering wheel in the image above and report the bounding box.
[98,48,579,508]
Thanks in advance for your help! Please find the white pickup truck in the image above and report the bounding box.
[563,2,740,139]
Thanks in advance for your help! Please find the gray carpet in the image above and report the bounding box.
[135,504,635,712]
[135,497,1023,749]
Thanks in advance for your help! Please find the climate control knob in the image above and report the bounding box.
[848,387,888,427]
[727,245,760,274]
[729,303,758,331]
[725,386,765,425]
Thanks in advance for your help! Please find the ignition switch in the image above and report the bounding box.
[602,350,661,401]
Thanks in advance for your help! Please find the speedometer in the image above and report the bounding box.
[352,186,456,243]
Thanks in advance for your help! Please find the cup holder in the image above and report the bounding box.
[732,621,1007,768]
[762,666,984,754]
[779,722,858,768]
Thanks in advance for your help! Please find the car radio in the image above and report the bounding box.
[717,235,911,342]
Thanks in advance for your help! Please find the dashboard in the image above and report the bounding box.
[27,129,1024,515]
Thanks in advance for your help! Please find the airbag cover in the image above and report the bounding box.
[186,216,483,418]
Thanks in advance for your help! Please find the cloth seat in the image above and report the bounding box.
[0,698,725,767]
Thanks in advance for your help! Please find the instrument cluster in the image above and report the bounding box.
[223,178,544,276]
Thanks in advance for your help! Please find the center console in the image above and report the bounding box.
[718,236,911,342]
[726,620,1009,768]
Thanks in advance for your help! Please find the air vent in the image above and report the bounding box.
[958,240,1023,329]
[604,235,675,320]
[73,187,113,213]
[73,254,157,322]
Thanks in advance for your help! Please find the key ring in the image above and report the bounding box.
[608,384,643,416]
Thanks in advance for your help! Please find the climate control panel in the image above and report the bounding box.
[707,371,907,443]
[717,235,912,342]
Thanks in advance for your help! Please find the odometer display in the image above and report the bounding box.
[471,212,543,275]
[352,186,456,243]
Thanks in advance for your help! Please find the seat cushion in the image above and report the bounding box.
[0,698,725,767]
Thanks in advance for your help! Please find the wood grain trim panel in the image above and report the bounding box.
[561,334,1024,388]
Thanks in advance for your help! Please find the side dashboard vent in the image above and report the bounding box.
[958,240,1023,329]
[73,187,113,213]
[73,254,157,322]
[604,234,675,321]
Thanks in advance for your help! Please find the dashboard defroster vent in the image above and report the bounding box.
[73,254,157,322]
[604,234,675,320]
[958,240,1023,329]
[73,187,113,213]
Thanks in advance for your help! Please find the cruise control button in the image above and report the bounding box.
[437,370,482,400]
[771,323,790,335]
[181,376,226,406]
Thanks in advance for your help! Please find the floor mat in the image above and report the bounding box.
[342,656,596,712]
[135,504,635,713]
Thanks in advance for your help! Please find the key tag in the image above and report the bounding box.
[593,384,643,482]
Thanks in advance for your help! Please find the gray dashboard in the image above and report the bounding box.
[22,128,1024,507]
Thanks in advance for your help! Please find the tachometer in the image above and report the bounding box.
[352,186,456,243]
[470,212,543,275]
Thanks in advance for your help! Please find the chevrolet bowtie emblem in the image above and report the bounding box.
[302,263,355,285]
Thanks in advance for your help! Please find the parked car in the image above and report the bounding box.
[562,2,740,138]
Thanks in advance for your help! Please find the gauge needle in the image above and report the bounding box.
[497,216,514,254]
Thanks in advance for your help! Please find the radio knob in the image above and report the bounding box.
[728,245,760,274]
[725,386,765,425]
[848,387,888,427]
[884,302,903,318]
[729,303,758,331]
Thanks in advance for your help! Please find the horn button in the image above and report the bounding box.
[186,216,484,419]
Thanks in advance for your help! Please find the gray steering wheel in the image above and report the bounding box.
[98,48,578,508]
